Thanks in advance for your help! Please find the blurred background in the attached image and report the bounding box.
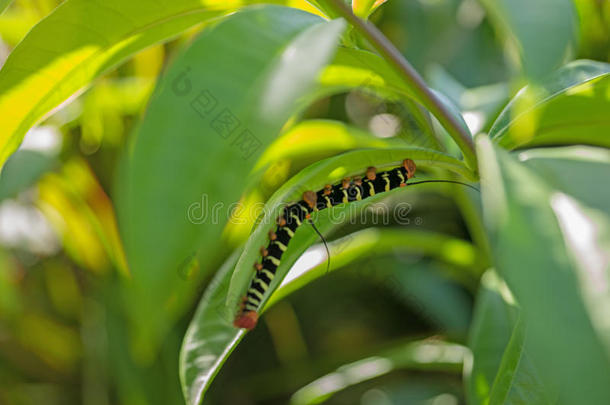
[0,0,608,404]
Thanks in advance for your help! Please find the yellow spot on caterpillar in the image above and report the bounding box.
[368,182,375,196]
[290,213,302,226]
[273,241,288,251]
[249,288,264,300]
[397,171,405,184]
[254,278,269,290]
[262,269,275,280]
[282,226,295,237]
[267,256,280,266]
[383,173,390,191]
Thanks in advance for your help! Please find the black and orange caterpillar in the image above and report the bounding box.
[234,159,417,330]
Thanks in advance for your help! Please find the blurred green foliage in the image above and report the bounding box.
[0,0,608,404]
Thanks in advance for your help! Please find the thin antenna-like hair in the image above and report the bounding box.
[307,219,330,274]
[407,179,480,192]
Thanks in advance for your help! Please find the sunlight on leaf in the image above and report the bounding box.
[490,60,610,149]
[477,134,610,404]
[118,6,344,364]
[0,0,320,169]
[291,339,467,405]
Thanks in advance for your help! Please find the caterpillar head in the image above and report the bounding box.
[302,190,317,209]
[403,159,416,179]
[234,310,259,330]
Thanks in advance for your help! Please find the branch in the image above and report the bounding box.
[325,0,477,172]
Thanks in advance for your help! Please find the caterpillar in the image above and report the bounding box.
[233,159,417,330]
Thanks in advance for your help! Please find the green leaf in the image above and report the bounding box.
[477,135,610,404]
[319,47,412,99]
[118,7,345,361]
[488,319,556,405]
[181,191,392,405]
[0,0,12,15]
[517,146,610,215]
[268,228,482,307]
[352,0,387,18]
[0,0,319,169]
[467,270,518,405]
[478,0,576,80]
[225,147,475,314]
[0,150,56,200]
[468,271,555,404]
[290,339,467,405]
[181,148,472,404]
[255,119,404,174]
[489,60,610,149]
[179,250,244,405]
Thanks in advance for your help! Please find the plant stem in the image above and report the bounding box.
[324,0,478,173]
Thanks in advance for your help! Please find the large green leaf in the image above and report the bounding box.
[180,193,396,404]
[179,250,244,405]
[268,228,482,307]
[181,148,472,404]
[488,319,556,405]
[478,0,576,80]
[0,0,12,15]
[467,270,518,405]
[117,6,345,361]
[489,60,610,149]
[225,147,475,313]
[468,272,556,404]
[254,119,404,175]
[0,0,320,169]
[517,146,610,214]
[180,200,377,405]
[477,135,610,404]
[290,339,467,405]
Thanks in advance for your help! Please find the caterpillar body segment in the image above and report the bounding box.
[233,159,416,330]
